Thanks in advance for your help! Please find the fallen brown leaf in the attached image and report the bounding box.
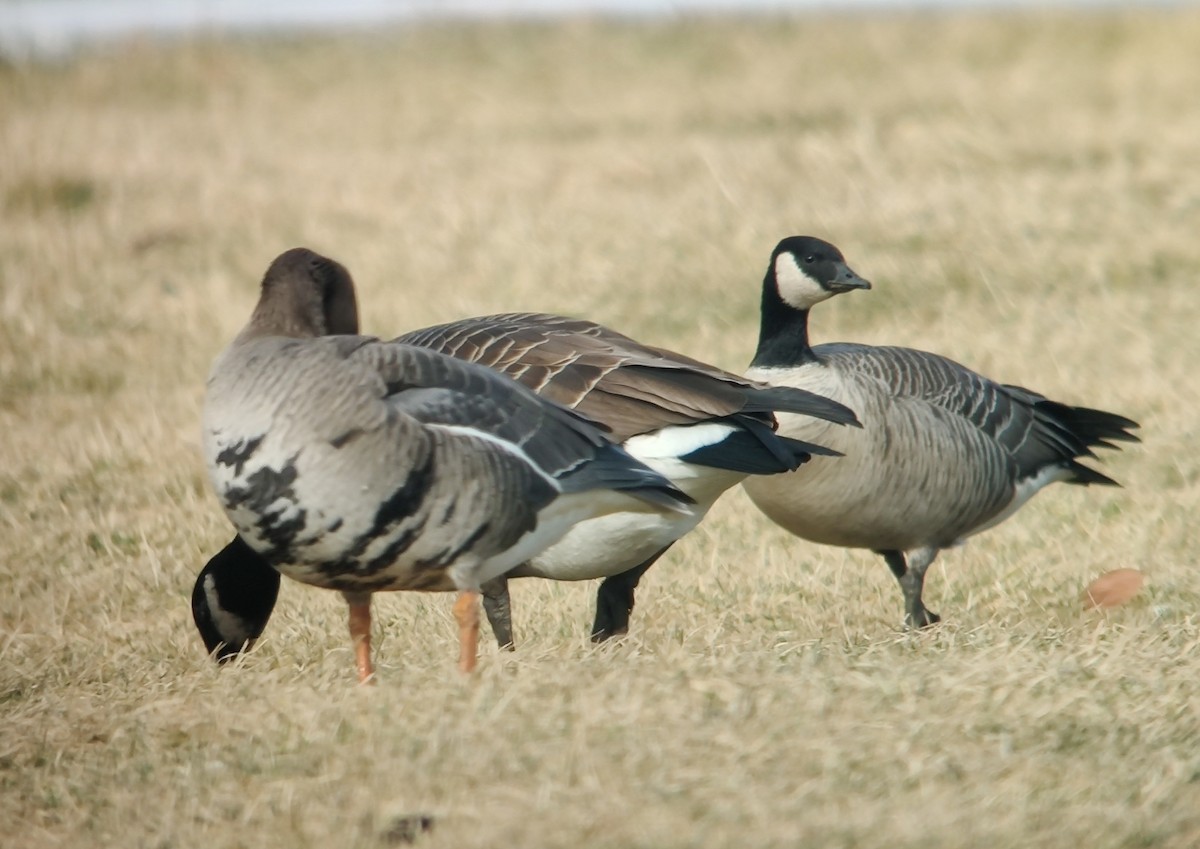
[1083,568,1145,610]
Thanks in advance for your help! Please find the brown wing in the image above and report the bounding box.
[396,313,792,441]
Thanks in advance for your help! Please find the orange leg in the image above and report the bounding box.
[453,590,481,674]
[345,594,375,684]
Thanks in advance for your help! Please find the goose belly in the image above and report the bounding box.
[743,363,1015,551]
[515,508,704,581]
[511,442,729,581]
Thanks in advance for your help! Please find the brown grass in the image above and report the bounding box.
[2,8,1198,848]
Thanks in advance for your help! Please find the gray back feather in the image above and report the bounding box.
[350,339,619,481]
[817,343,1138,484]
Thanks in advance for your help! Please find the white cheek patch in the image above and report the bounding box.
[774,253,833,310]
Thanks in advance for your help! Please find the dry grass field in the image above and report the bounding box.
[2,7,1199,848]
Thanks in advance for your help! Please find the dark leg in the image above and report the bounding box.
[877,548,941,628]
[591,544,673,643]
[481,575,515,651]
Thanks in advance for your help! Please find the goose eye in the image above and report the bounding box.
[803,255,816,264]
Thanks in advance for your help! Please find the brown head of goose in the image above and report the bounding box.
[742,235,1140,627]
[201,248,693,681]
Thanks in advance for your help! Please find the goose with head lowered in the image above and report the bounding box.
[742,235,1140,627]
[193,269,861,664]
[200,248,695,681]
[396,311,858,642]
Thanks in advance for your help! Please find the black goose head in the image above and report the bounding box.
[767,236,871,313]
[245,248,360,340]
[191,535,281,662]
[751,236,872,369]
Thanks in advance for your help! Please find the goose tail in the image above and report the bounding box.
[676,417,842,475]
[1044,402,1141,452]
[1033,400,1139,487]
[558,442,696,514]
[741,384,861,428]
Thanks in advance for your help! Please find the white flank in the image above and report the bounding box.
[519,508,705,581]
[459,487,691,588]
[624,423,734,462]
[969,463,1073,538]
[625,424,750,503]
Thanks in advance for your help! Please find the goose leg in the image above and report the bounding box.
[344,591,375,684]
[878,549,941,628]
[454,590,481,673]
[481,575,515,651]
[591,544,673,643]
[902,547,941,627]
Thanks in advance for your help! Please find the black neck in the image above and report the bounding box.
[205,536,280,620]
[750,271,818,368]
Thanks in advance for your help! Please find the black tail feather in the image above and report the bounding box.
[678,417,841,475]
[1058,403,1140,445]
[1065,460,1122,487]
[1033,398,1140,453]
[558,442,695,512]
[1030,400,1138,487]
[741,384,861,428]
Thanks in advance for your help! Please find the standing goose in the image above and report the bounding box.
[201,248,693,681]
[741,236,1140,627]
[396,312,858,642]
[194,305,860,660]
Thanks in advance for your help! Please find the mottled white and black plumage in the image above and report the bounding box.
[201,248,693,679]
[193,305,860,660]
[742,236,1140,626]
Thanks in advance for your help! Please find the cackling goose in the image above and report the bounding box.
[741,236,1140,627]
[396,312,858,642]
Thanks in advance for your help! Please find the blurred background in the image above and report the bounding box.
[1,0,1175,60]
